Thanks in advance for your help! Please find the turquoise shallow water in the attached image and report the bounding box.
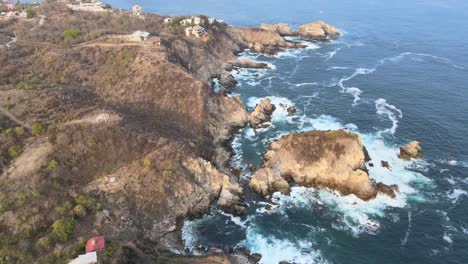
[111,1,468,263]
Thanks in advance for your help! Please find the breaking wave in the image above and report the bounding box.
[375,98,403,135]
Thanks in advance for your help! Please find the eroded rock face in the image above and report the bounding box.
[297,20,340,39]
[249,98,276,129]
[249,130,397,200]
[260,23,294,36]
[226,58,271,70]
[399,141,423,160]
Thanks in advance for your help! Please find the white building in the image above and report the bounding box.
[132,5,142,16]
[163,17,173,23]
[131,31,150,41]
[193,16,204,25]
[208,17,215,24]
[67,1,107,12]
[180,18,192,26]
[69,252,97,264]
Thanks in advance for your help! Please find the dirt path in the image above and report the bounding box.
[0,106,31,130]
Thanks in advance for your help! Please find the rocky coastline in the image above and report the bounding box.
[0,1,375,263]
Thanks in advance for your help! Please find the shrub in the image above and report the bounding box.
[15,127,25,136]
[51,218,76,242]
[75,195,94,210]
[26,7,37,19]
[47,159,58,171]
[32,122,46,137]
[73,205,86,217]
[8,145,22,158]
[143,158,152,168]
[61,29,83,40]
[35,236,51,251]
[4,128,13,137]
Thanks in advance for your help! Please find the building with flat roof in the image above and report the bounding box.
[131,31,150,41]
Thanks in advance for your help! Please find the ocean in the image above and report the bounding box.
[112,1,468,263]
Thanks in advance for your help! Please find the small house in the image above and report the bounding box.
[132,5,142,16]
[86,236,105,253]
[163,17,173,23]
[180,18,192,26]
[185,27,193,37]
[131,31,150,41]
[69,252,97,264]
[192,25,206,38]
[193,16,204,25]
[208,17,216,24]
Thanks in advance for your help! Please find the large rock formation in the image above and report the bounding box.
[249,130,398,200]
[297,20,340,39]
[399,141,423,160]
[249,98,276,129]
[260,23,294,36]
[230,27,304,54]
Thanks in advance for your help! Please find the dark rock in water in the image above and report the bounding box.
[280,261,292,264]
[368,163,374,167]
[376,182,398,198]
[381,160,391,170]
[265,204,272,211]
[399,141,423,160]
[287,106,297,115]
[248,164,257,171]
[249,98,276,129]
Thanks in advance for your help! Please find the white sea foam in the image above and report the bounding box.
[327,66,349,70]
[378,52,465,70]
[336,67,375,105]
[401,211,412,245]
[443,233,453,244]
[182,220,195,251]
[243,225,329,264]
[247,96,296,123]
[375,98,403,135]
[447,189,467,204]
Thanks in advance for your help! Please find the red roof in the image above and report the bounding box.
[85,236,105,253]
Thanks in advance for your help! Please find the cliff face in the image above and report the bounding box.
[249,130,398,200]
[0,2,342,263]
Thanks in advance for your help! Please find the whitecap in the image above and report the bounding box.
[446,189,467,204]
[336,67,376,105]
[375,98,403,135]
[443,233,453,244]
[243,225,329,264]
[326,66,349,70]
[378,52,465,70]
[247,96,297,123]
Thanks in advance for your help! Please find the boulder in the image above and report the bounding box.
[249,98,276,129]
[297,20,340,39]
[227,58,271,70]
[249,130,397,200]
[399,141,423,160]
[260,23,294,36]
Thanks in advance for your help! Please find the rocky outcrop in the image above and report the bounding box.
[260,23,294,36]
[226,58,271,70]
[249,130,398,200]
[249,98,276,129]
[297,20,340,39]
[230,27,304,54]
[399,141,423,160]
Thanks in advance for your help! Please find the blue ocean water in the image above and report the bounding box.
[111,1,468,263]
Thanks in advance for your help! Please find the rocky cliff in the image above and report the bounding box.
[249,130,398,200]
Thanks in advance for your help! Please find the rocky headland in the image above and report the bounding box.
[249,130,399,200]
[0,1,343,263]
[260,20,340,39]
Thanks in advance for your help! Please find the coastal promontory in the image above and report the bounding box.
[249,130,398,200]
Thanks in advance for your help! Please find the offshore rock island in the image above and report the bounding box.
[0,1,406,263]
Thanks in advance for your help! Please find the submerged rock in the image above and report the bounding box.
[249,130,397,200]
[297,20,340,39]
[399,141,423,160]
[249,98,276,129]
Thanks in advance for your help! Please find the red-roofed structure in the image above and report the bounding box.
[85,236,105,253]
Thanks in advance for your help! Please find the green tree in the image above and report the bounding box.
[15,127,25,136]
[8,145,22,158]
[4,128,13,138]
[47,159,58,171]
[61,29,83,40]
[26,6,36,18]
[51,218,76,242]
[32,122,46,137]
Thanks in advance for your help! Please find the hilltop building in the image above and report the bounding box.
[131,31,150,41]
[132,5,142,16]
[185,25,206,38]
[67,1,107,12]
[163,17,172,23]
